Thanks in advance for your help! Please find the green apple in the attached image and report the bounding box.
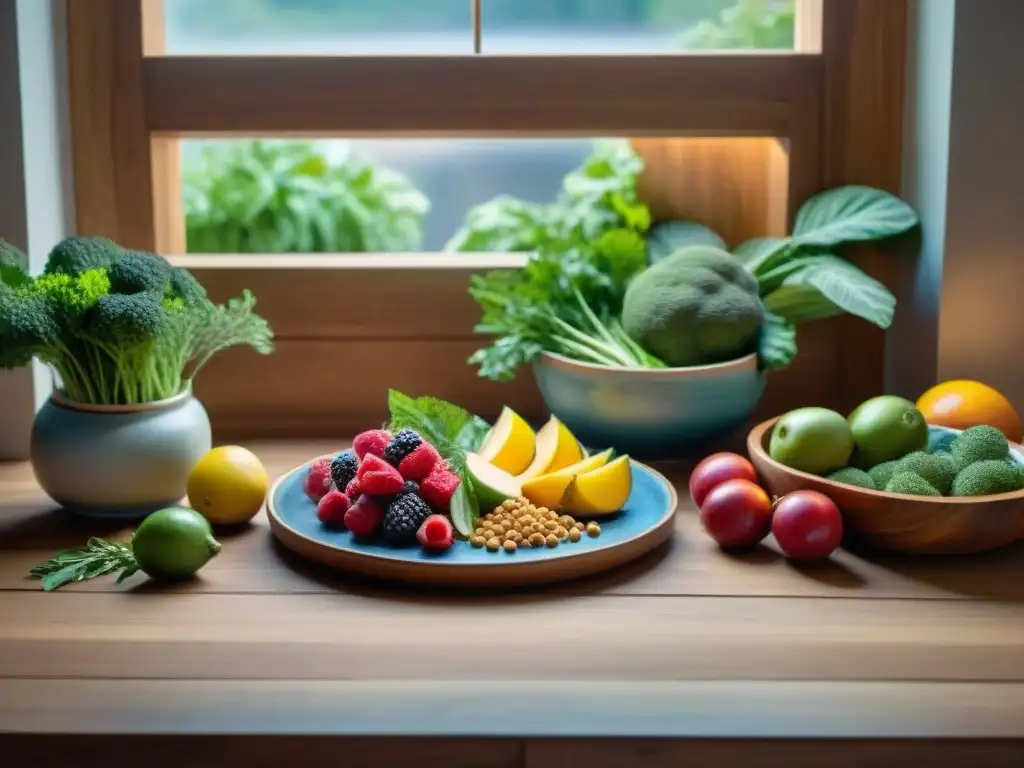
[848,395,929,468]
[769,407,855,475]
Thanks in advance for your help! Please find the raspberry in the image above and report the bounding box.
[397,442,440,480]
[303,458,333,502]
[345,477,362,502]
[330,450,359,490]
[353,429,391,460]
[383,429,423,467]
[419,466,461,511]
[343,495,384,538]
[416,514,455,552]
[316,491,350,526]
[356,454,405,496]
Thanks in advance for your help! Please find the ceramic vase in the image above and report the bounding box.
[30,389,212,519]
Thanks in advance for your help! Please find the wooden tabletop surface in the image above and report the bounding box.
[2,441,1024,766]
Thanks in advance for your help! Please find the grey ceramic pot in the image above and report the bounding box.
[30,390,213,519]
[533,351,767,459]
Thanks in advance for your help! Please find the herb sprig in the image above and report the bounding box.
[28,537,139,591]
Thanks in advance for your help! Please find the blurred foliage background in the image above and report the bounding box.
[175,0,795,254]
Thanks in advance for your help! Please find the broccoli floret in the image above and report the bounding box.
[950,425,1009,471]
[44,236,121,276]
[886,471,942,497]
[826,467,876,490]
[894,451,957,495]
[0,284,60,368]
[33,270,111,331]
[867,460,898,490]
[86,292,168,346]
[621,246,763,366]
[167,266,207,304]
[0,238,28,273]
[950,460,1022,497]
[107,250,172,294]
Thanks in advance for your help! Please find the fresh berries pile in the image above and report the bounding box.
[303,428,461,552]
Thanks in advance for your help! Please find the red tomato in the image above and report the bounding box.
[689,452,758,507]
[700,478,773,550]
[771,490,843,560]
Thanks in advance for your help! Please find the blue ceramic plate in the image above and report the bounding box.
[266,456,678,588]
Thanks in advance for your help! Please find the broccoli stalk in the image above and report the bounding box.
[0,236,274,405]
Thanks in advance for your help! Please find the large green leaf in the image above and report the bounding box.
[758,309,798,372]
[778,253,896,328]
[646,220,726,263]
[792,186,920,249]
[763,284,844,324]
[732,237,792,279]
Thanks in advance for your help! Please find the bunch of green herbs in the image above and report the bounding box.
[0,236,274,405]
[183,139,429,253]
[448,139,664,382]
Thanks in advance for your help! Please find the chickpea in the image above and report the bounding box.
[545,533,559,548]
[568,527,582,543]
[586,522,601,538]
[574,522,586,532]
[486,536,502,552]
[502,499,516,510]
[470,535,486,548]
[544,520,559,532]
[529,532,546,548]
[503,540,517,553]
[555,525,569,539]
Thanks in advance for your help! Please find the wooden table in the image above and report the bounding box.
[2,441,1023,767]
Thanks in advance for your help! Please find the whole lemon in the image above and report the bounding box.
[187,446,269,526]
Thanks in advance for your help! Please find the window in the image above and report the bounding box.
[66,0,908,438]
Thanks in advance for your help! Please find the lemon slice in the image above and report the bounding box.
[521,448,614,509]
[515,416,585,481]
[562,455,633,517]
[478,406,536,475]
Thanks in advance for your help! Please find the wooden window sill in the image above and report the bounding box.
[1,439,1023,761]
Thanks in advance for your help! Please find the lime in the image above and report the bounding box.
[848,395,929,468]
[769,407,854,475]
[131,506,222,582]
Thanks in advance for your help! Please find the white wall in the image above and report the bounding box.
[0,0,74,459]
[891,0,1024,409]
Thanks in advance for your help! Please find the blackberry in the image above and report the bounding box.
[380,492,432,545]
[397,480,420,497]
[330,450,359,490]
[383,428,422,467]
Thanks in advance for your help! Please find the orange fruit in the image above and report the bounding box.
[916,380,1022,444]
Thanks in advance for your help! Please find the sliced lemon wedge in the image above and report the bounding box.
[562,455,633,517]
[478,406,536,475]
[521,448,614,509]
[515,416,584,481]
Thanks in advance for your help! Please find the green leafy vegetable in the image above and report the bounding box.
[385,390,491,520]
[184,140,429,253]
[456,140,663,381]
[770,253,896,328]
[757,309,798,371]
[28,537,137,591]
[682,0,795,50]
[791,186,920,250]
[646,220,727,263]
[0,237,274,405]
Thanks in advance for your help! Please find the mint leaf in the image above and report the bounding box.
[385,390,491,520]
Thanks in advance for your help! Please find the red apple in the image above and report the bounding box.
[771,490,844,560]
[700,478,774,550]
[689,452,758,507]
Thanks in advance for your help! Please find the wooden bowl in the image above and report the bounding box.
[747,417,1024,555]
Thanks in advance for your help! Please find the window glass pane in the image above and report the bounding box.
[483,0,795,53]
[163,0,473,55]
[179,137,787,254]
[162,0,795,56]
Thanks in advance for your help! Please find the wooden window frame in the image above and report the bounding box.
[65,0,907,439]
